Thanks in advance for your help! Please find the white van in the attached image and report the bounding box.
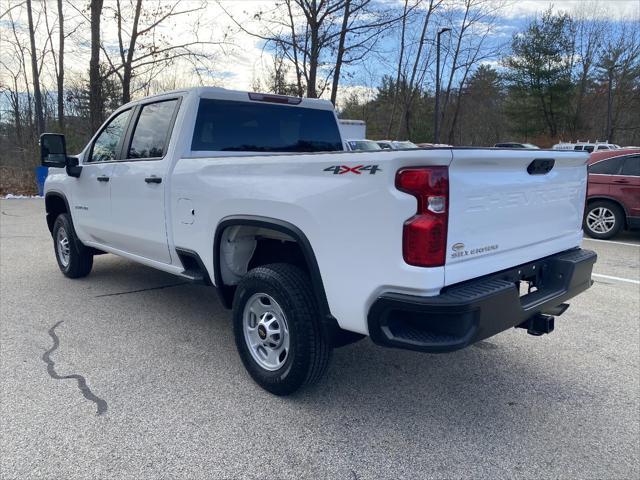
[553,141,621,153]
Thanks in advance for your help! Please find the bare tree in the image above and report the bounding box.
[6,7,34,137]
[329,0,402,104]
[285,0,305,96]
[386,0,410,137]
[254,44,303,95]
[597,24,640,142]
[0,3,55,165]
[56,0,64,128]
[41,0,70,128]
[0,44,25,156]
[331,0,353,103]
[89,0,104,132]
[396,0,442,138]
[439,0,504,143]
[222,0,397,101]
[570,5,605,136]
[223,0,347,98]
[26,0,45,136]
[100,0,223,104]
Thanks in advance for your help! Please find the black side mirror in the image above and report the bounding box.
[40,133,68,168]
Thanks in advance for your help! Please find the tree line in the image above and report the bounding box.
[1,0,223,169]
[1,0,639,184]
[341,6,640,146]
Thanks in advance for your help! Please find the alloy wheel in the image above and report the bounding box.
[586,207,616,234]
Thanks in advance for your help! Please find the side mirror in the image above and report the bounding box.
[40,133,68,168]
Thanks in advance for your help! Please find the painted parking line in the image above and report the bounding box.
[592,273,640,285]
[583,237,640,248]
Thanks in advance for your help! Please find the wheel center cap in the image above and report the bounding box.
[258,324,267,340]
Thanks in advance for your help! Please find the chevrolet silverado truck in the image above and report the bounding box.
[40,87,597,395]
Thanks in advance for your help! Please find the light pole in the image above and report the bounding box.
[434,27,450,144]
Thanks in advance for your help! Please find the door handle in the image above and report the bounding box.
[96,175,110,182]
[145,176,162,184]
[613,179,629,184]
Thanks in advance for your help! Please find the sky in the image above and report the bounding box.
[214,0,640,96]
[1,0,639,108]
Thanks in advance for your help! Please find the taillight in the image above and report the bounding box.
[396,167,449,267]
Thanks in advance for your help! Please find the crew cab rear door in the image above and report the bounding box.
[108,97,181,264]
[445,149,588,285]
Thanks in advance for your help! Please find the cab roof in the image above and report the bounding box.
[121,86,335,111]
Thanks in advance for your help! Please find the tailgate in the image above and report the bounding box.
[445,149,588,285]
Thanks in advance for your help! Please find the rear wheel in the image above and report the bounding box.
[584,200,624,239]
[52,214,93,278]
[232,263,331,395]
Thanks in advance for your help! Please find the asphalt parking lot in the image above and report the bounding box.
[1,198,638,479]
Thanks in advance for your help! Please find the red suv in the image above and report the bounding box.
[584,149,640,239]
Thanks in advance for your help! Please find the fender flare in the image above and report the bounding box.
[44,190,72,233]
[213,215,334,322]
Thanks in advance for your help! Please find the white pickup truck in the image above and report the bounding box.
[41,87,596,395]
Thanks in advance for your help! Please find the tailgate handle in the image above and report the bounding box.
[527,159,555,175]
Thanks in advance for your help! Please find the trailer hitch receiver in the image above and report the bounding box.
[517,313,555,336]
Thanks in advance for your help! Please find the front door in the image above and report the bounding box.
[108,98,180,264]
[72,108,132,244]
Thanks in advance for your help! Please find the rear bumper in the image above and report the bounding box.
[368,248,597,353]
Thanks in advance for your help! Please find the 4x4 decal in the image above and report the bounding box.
[323,165,381,175]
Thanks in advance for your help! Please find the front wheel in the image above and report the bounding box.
[232,263,331,395]
[52,213,93,278]
[584,200,624,239]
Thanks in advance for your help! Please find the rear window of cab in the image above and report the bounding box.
[191,99,343,153]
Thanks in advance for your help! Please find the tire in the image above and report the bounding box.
[583,200,624,240]
[232,263,331,395]
[52,213,93,278]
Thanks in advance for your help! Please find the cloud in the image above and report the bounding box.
[495,0,640,21]
[2,0,638,102]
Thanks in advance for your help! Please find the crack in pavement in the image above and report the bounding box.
[94,282,188,297]
[42,321,108,416]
